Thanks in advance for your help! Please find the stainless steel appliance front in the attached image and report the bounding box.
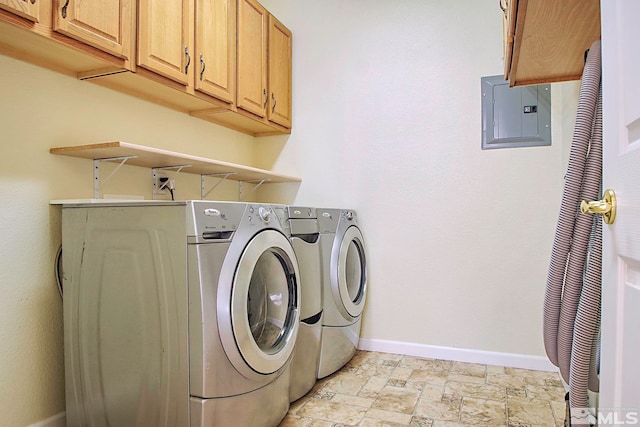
[62,201,300,427]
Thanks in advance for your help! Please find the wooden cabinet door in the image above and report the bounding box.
[0,0,39,22]
[195,0,236,104]
[237,0,267,118]
[138,0,193,86]
[53,0,132,60]
[267,15,291,128]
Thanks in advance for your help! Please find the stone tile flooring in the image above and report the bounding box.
[280,350,567,427]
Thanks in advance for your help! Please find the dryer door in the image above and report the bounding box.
[332,225,367,319]
[220,229,300,379]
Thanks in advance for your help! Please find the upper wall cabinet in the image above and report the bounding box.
[503,0,601,87]
[237,0,268,117]
[0,0,132,74]
[137,0,236,103]
[268,14,292,128]
[0,0,291,136]
[193,0,291,135]
[0,0,39,22]
[53,0,134,61]
[195,0,236,104]
[234,0,291,129]
[138,0,193,86]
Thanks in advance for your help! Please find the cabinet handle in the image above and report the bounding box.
[30,0,36,4]
[61,0,69,18]
[184,47,191,74]
[263,89,268,108]
[271,93,277,112]
[199,54,206,80]
[499,0,507,14]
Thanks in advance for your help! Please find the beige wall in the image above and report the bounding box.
[0,1,581,425]
[257,0,579,357]
[0,54,258,426]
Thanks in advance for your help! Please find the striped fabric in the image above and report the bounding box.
[543,40,602,414]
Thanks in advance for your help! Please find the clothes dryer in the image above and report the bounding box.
[277,206,323,401]
[61,200,300,427]
[316,208,368,379]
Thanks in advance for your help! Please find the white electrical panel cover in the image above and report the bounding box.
[481,75,551,150]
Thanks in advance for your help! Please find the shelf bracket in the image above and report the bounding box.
[201,172,238,200]
[93,155,138,199]
[239,179,271,201]
[151,165,191,199]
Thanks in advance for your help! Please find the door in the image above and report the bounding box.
[332,225,367,320]
[237,0,267,118]
[0,0,39,22]
[599,0,640,420]
[138,0,193,85]
[195,0,236,103]
[53,0,132,60]
[267,14,292,128]
[219,229,300,378]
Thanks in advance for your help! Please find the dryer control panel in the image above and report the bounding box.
[317,209,340,234]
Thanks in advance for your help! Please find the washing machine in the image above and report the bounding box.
[61,200,300,427]
[316,208,368,379]
[277,206,323,401]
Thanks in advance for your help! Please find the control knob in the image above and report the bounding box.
[258,207,271,223]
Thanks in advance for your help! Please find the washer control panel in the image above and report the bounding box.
[189,201,245,238]
[203,208,221,217]
[245,204,276,226]
[258,206,271,222]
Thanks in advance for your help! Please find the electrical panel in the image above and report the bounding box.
[481,75,551,150]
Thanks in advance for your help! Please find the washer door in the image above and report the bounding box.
[220,229,300,379]
[332,225,367,319]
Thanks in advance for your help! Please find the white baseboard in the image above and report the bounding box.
[28,412,66,427]
[358,338,558,372]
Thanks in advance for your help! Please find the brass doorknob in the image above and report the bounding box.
[580,188,617,224]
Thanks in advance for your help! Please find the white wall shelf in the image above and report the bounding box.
[50,141,301,199]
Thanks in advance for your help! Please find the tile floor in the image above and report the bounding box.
[280,350,567,427]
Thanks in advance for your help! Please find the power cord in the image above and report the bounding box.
[168,178,175,201]
[55,245,63,298]
[159,177,176,200]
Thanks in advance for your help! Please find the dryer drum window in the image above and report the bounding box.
[345,239,366,304]
[247,248,297,354]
